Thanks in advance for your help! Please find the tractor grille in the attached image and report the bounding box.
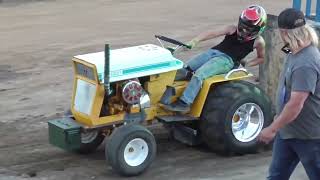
[74,79,96,115]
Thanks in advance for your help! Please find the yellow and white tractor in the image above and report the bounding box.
[48,35,272,176]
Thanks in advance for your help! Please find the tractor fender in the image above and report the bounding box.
[190,69,253,117]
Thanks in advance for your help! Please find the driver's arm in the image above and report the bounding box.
[192,25,237,42]
[243,36,265,67]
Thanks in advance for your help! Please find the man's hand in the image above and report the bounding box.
[186,39,200,49]
[258,126,277,144]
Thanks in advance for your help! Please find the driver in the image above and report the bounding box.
[164,5,267,112]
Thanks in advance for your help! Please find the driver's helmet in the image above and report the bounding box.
[237,5,267,41]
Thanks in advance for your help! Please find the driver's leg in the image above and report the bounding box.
[176,49,220,81]
[186,49,218,71]
[164,55,233,112]
[180,56,234,105]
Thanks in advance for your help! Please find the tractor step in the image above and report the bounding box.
[156,115,198,123]
[171,124,202,146]
[157,115,201,146]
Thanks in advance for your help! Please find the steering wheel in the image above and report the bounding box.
[155,35,191,53]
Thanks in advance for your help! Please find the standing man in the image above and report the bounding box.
[258,8,320,180]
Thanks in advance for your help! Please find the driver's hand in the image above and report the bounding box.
[186,39,199,49]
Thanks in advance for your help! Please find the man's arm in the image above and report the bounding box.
[259,67,317,143]
[258,91,309,143]
[192,25,236,43]
[269,91,309,132]
[243,36,265,67]
[269,67,318,132]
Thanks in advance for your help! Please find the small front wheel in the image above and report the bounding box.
[76,130,105,154]
[63,110,105,154]
[106,124,156,176]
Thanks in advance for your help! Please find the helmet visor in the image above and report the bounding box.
[237,19,260,39]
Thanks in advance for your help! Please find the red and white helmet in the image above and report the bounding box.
[237,5,267,41]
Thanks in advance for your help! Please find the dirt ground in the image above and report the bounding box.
[0,0,309,179]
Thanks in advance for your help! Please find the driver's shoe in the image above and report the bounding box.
[163,99,190,113]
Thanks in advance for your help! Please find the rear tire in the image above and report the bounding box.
[106,124,156,176]
[200,80,273,155]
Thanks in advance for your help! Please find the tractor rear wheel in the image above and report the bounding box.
[106,124,156,176]
[200,80,273,155]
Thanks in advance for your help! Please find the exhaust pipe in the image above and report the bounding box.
[104,44,110,94]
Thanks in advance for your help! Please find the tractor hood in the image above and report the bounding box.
[74,44,183,82]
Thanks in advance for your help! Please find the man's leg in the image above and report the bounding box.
[179,56,234,105]
[164,53,233,112]
[186,49,217,71]
[292,139,320,180]
[175,49,216,81]
[267,136,300,180]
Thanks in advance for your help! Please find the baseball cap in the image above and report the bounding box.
[278,8,306,29]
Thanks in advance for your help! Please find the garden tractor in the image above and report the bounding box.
[48,35,272,176]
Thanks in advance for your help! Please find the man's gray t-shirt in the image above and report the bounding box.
[276,45,320,139]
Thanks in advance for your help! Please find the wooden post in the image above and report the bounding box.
[259,15,285,107]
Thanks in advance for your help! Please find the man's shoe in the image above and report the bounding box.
[163,99,190,112]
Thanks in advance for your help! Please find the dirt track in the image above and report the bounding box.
[0,0,309,179]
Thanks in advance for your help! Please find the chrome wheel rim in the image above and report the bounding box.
[124,138,149,167]
[231,103,264,142]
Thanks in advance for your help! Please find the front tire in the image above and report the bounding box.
[200,80,272,155]
[106,124,156,176]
